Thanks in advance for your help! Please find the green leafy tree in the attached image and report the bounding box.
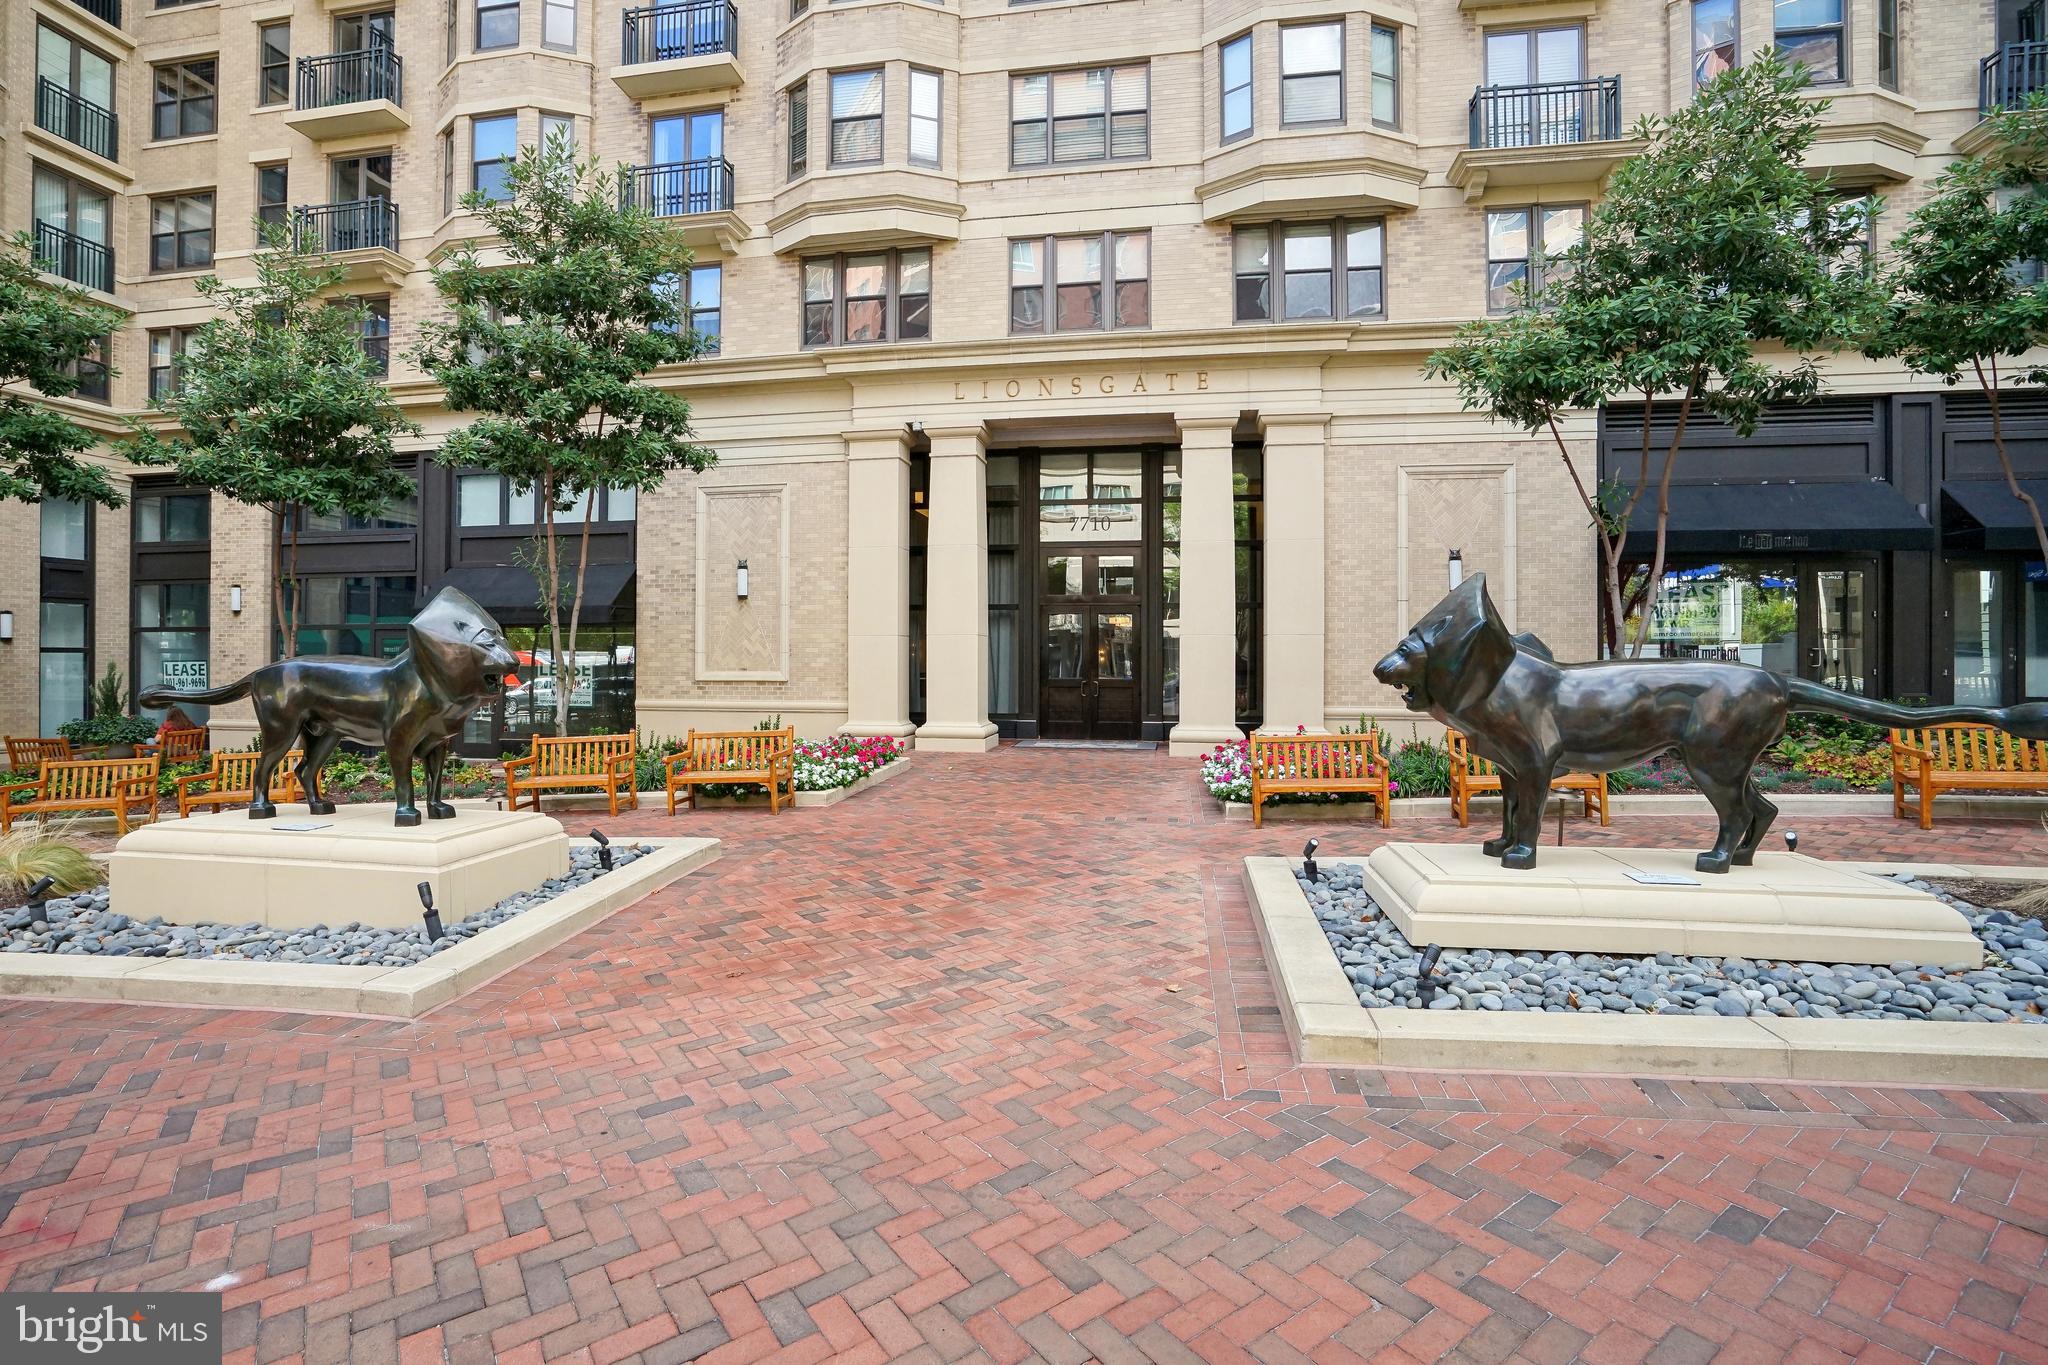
[0,232,126,507]
[1427,54,1878,655]
[131,227,419,655]
[1869,98,2048,566]
[415,136,714,736]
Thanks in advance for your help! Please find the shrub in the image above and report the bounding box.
[1809,775,1850,793]
[156,759,210,798]
[1387,739,1452,799]
[0,822,105,901]
[1605,764,1657,792]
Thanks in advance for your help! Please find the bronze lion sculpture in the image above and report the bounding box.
[139,586,519,827]
[1373,574,2048,872]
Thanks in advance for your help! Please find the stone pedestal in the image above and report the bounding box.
[110,805,572,930]
[1362,844,1983,969]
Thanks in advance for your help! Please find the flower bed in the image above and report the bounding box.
[634,733,907,800]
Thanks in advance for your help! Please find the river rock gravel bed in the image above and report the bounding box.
[1303,862,2048,1023]
[2,844,654,966]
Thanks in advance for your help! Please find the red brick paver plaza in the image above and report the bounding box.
[3,748,2047,1364]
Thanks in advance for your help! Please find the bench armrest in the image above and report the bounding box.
[173,771,216,795]
[660,751,697,773]
[0,780,43,814]
[117,776,157,801]
[1889,740,1932,760]
[608,753,637,782]
[502,755,536,777]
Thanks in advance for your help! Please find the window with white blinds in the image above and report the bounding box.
[1281,23,1342,125]
[830,69,883,166]
[1010,65,1148,167]
[1484,26,1583,86]
[788,82,809,178]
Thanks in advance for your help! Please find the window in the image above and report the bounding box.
[1280,23,1342,125]
[63,335,111,403]
[1878,0,1899,91]
[36,25,116,159]
[355,296,391,374]
[31,166,110,290]
[1776,0,1843,83]
[456,475,635,527]
[1996,187,2044,284]
[134,582,210,721]
[447,0,459,64]
[477,0,519,51]
[1371,25,1399,129]
[1010,231,1149,333]
[1485,204,1584,312]
[256,164,289,240]
[687,264,721,351]
[259,23,291,106]
[1232,221,1384,322]
[788,82,809,178]
[283,576,418,658]
[441,131,455,214]
[331,153,393,205]
[335,9,395,52]
[152,60,217,141]
[830,69,883,166]
[42,499,87,560]
[1220,33,1252,142]
[1011,65,1148,166]
[134,489,210,543]
[296,480,419,532]
[40,600,90,735]
[540,112,575,151]
[910,69,941,165]
[544,0,574,50]
[147,328,201,403]
[150,193,214,272]
[802,249,931,346]
[1692,0,1737,86]
[473,114,517,199]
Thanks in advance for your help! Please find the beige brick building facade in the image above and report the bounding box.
[0,0,2029,757]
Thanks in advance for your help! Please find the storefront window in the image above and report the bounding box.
[1954,568,2008,705]
[134,581,211,721]
[39,601,88,735]
[988,455,1020,718]
[466,625,636,753]
[2028,563,2048,698]
[136,490,209,543]
[285,575,417,656]
[1640,563,1799,673]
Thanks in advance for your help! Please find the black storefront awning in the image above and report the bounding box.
[431,563,635,625]
[1621,481,1935,554]
[1941,479,2048,553]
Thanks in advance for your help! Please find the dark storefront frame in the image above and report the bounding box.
[130,483,211,722]
[38,498,93,735]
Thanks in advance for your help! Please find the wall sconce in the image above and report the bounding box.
[735,559,749,599]
[1447,549,1464,590]
[230,584,243,615]
[0,610,12,642]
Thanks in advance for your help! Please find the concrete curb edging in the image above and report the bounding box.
[1220,791,2048,822]
[1242,856,2048,1088]
[0,836,719,1019]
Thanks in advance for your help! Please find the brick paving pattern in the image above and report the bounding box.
[2,748,2046,1364]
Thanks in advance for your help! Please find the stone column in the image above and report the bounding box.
[1260,413,1329,732]
[1168,417,1245,756]
[841,427,915,739]
[915,423,998,751]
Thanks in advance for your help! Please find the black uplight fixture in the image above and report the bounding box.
[590,828,613,871]
[417,881,445,941]
[1783,830,1799,853]
[1302,838,1321,882]
[1415,942,1446,1007]
[25,876,55,927]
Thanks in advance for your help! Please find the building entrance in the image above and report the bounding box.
[1039,550,1142,740]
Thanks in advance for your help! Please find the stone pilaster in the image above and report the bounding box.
[841,427,915,739]
[1260,413,1329,733]
[915,424,998,751]
[1168,417,1245,756]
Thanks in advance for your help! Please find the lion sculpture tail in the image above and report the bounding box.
[137,675,257,711]
[1785,677,2048,741]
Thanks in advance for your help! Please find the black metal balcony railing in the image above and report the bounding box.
[33,221,114,293]
[65,0,120,26]
[1469,75,1622,150]
[296,46,403,110]
[621,158,736,217]
[293,198,400,254]
[620,1,738,65]
[1981,40,2048,117]
[35,77,118,161]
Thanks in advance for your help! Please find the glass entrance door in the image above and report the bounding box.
[1809,560,1876,695]
[1038,550,1142,739]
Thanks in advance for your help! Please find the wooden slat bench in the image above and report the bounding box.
[664,728,797,815]
[1447,729,1610,828]
[144,727,208,763]
[1890,723,2048,829]
[174,750,305,818]
[503,734,639,816]
[1248,731,1390,829]
[0,756,161,835]
[4,736,73,771]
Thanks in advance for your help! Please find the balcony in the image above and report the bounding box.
[34,221,114,294]
[1448,76,1638,199]
[35,77,118,163]
[1982,40,2048,116]
[286,48,408,141]
[293,199,408,285]
[611,1,742,101]
[622,158,745,251]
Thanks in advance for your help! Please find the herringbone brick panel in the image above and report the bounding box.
[2,749,2046,1364]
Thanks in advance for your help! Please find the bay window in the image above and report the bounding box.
[1233,221,1384,322]
[802,249,931,347]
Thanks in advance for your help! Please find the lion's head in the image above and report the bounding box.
[1372,574,1520,718]
[407,587,520,705]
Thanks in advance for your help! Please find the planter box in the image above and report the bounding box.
[682,756,910,810]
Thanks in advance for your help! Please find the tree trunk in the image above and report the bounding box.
[542,474,569,737]
[563,487,597,744]
[1977,356,2048,568]
[271,507,291,661]
[1545,417,1626,659]
[284,505,302,659]
[1628,390,1695,658]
